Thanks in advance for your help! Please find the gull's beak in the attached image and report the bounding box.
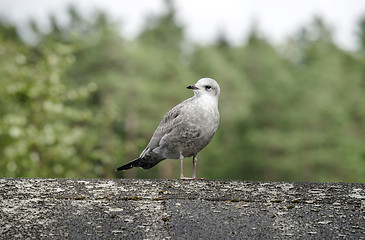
[187,85,198,90]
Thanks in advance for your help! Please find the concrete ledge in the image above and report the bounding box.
[1,178,364,239]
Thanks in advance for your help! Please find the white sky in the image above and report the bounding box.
[1,0,365,49]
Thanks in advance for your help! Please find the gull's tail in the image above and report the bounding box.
[115,158,142,171]
[115,155,166,171]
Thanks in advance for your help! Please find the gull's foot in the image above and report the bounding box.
[179,176,205,180]
[180,176,194,180]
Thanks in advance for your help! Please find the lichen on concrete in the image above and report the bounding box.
[0,178,364,239]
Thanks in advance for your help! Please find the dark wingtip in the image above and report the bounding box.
[115,158,141,172]
[115,165,132,172]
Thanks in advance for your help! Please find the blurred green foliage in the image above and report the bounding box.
[0,3,365,182]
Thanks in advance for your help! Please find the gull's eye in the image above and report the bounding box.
[205,85,212,90]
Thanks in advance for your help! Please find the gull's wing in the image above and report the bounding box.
[118,100,190,171]
[146,99,190,150]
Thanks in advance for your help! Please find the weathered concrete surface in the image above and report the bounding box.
[0,178,364,239]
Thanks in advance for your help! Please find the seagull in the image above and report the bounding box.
[116,78,220,179]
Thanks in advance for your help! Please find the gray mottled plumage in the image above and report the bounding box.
[116,78,220,179]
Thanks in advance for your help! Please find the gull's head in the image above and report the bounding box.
[187,78,220,99]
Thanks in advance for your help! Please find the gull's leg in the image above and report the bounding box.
[179,152,193,180]
[179,152,185,179]
[192,155,204,180]
[192,155,197,179]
